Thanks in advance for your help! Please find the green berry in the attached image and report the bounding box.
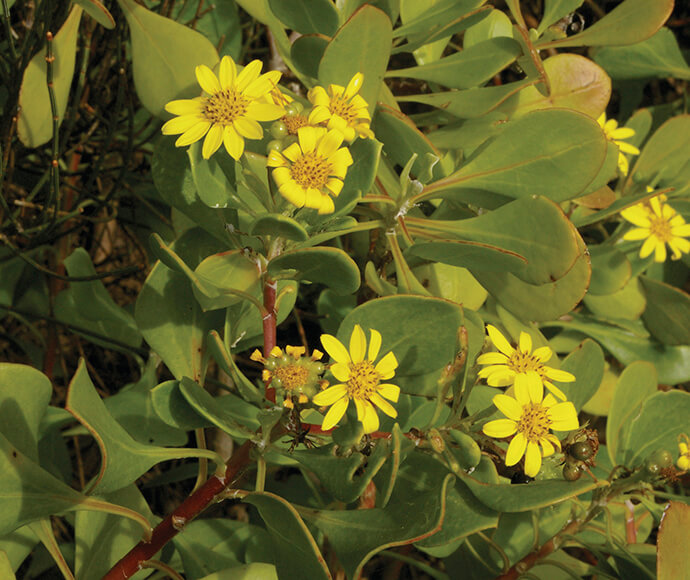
[264,359,277,371]
[313,362,325,374]
[270,121,288,139]
[563,463,582,481]
[648,449,673,469]
[570,441,593,461]
[266,140,283,154]
[286,101,304,116]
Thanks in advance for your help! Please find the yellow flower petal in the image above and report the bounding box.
[523,441,542,477]
[195,64,221,94]
[505,432,527,466]
[476,352,509,365]
[368,329,382,361]
[219,55,236,90]
[374,351,398,380]
[175,121,211,146]
[531,346,552,363]
[236,59,262,92]
[487,325,514,357]
[313,384,347,406]
[483,418,517,439]
[330,363,351,382]
[246,101,286,122]
[165,99,205,116]
[233,117,263,140]
[162,115,205,135]
[544,368,575,383]
[378,383,400,402]
[297,126,321,153]
[543,381,567,401]
[222,125,244,160]
[349,324,367,363]
[525,371,543,403]
[321,396,349,431]
[321,334,351,364]
[370,392,397,418]
[492,394,522,421]
[202,124,224,159]
[548,401,579,431]
[518,331,532,353]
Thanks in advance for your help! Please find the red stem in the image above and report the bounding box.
[103,440,253,580]
[262,276,277,403]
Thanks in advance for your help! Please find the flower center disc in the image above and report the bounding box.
[274,364,310,390]
[329,96,357,123]
[205,90,249,124]
[284,114,308,135]
[649,216,673,243]
[347,361,380,399]
[508,351,544,376]
[517,403,552,442]
[290,152,332,189]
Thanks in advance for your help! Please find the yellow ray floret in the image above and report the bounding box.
[597,113,640,176]
[477,325,575,402]
[161,56,285,160]
[267,126,353,214]
[312,324,400,434]
[483,380,579,477]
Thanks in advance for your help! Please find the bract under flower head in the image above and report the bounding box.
[161,56,285,160]
[483,380,580,477]
[597,113,640,175]
[477,325,575,402]
[267,126,353,214]
[312,324,400,434]
[251,346,325,409]
[621,194,690,262]
[308,73,375,141]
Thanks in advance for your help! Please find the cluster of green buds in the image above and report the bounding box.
[251,345,326,409]
[266,101,308,154]
[561,428,599,481]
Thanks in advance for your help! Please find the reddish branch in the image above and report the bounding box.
[104,276,281,578]
[262,276,277,403]
[103,440,253,579]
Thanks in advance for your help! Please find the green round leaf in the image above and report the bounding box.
[268,0,339,36]
[249,214,308,241]
[117,0,219,117]
[268,247,360,295]
[338,295,464,375]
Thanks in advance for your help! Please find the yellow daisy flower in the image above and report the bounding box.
[597,113,640,176]
[307,73,375,141]
[312,324,400,434]
[483,381,580,477]
[676,434,690,471]
[621,195,690,262]
[477,325,575,402]
[267,126,353,215]
[161,56,285,160]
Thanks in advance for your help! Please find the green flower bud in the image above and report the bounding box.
[270,121,288,139]
[285,101,304,116]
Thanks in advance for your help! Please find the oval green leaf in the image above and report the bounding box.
[17,6,82,147]
[318,5,393,116]
[419,109,607,202]
[268,247,360,295]
[117,0,219,117]
[268,0,339,36]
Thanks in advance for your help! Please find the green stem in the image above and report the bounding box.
[1,0,17,61]
[45,31,61,225]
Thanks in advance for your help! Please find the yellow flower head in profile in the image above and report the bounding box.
[621,194,690,262]
[477,325,575,402]
[308,73,375,141]
[483,381,580,477]
[267,126,353,215]
[312,325,400,434]
[597,113,640,176]
[162,56,285,160]
[677,434,690,471]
